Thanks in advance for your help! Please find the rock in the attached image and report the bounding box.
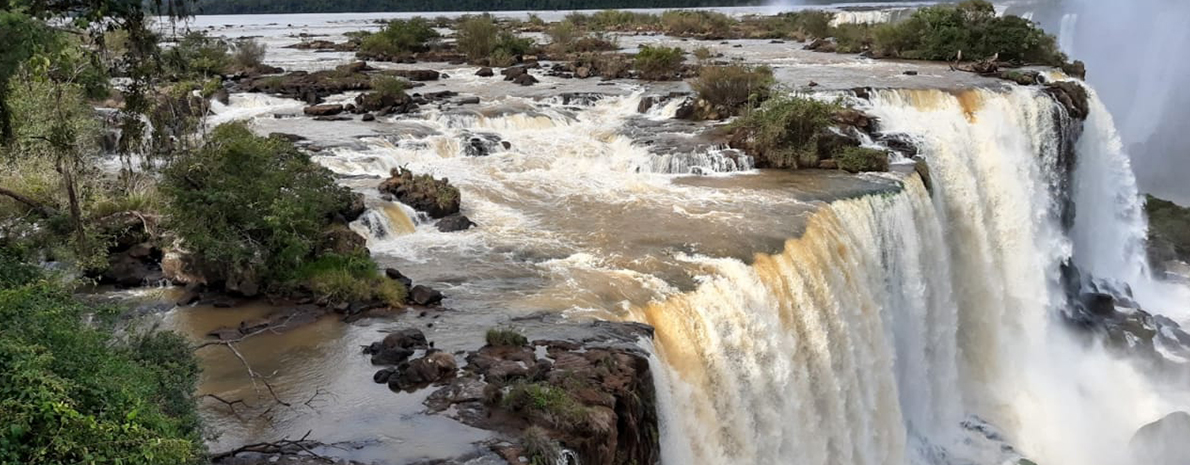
[385,268,414,289]
[337,61,370,73]
[383,328,430,350]
[575,66,591,79]
[268,132,306,142]
[102,244,163,287]
[388,351,458,390]
[377,167,461,218]
[212,88,230,105]
[803,38,837,53]
[436,214,475,232]
[371,346,414,366]
[501,66,527,81]
[464,132,504,157]
[832,109,873,131]
[475,67,494,77]
[410,285,444,306]
[303,104,344,116]
[513,73,538,86]
[808,81,819,87]
[1062,60,1087,80]
[1131,412,1190,465]
[817,159,838,170]
[903,70,918,76]
[1044,81,1090,120]
[998,69,1041,86]
[913,157,933,194]
[361,113,375,121]
[312,115,351,121]
[454,96,480,105]
[354,89,416,114]
[340,192,366,223]
[673,97,697,120]
[318,224,367,255]
[389,69,440,81]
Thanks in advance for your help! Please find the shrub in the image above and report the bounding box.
[730,94,841,168]
[292,251,407,306]
[660,10,734,38]
[690,64,774,116]
[502,382,590,429]
[232,38,266,70]
[633,45,684,81]
[838,0,1066,65]
[546,20,580,52]
[358,18,439,60]
[835,146,890,172]
[0,262,203,464]
[522,426,562,465]
[692,46,714,62]
[162,123,358,288]
[456,15,500,61]
[572,34,617,53]
[371,75,408,98]
[486,328,528,347]
[741,11,834,40]
[167,31,231,77]
[586,10,659,30]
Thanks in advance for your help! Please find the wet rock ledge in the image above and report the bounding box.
[366,316,660,465]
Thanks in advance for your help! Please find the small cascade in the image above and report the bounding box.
[351,202,418,243]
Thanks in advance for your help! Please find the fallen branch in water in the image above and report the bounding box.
[210,430,334,463]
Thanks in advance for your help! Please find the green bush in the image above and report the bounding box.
[0,261,203,464]
[371,75,408,98]
[546,20,580,52]
[292,251,407,306]
[577,10,660,31]
[358,17,440,60]
[660,10,734,38]
[692,46,713,62]
[232,38,267,70]
[836,0,1066,65]
[633,45,684,81]
[835,146,890,173]
[456,15,500,61]
[690,64,774,117]
[486,328,528,347]
[730,94,841,169]
[166,31,231,77]
[162,123,357,288]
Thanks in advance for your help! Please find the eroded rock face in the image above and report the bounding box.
[1062,263,1190,364]
[427,320,659,465]
[1045,81,1090,120]
[436,214,475,232]
[378,167,461,219]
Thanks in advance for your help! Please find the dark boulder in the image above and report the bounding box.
[385,268,414,289]
[383,328,430,350]
[475,67,494,77]
[436,214,475,232]
[513,73,538,86]
[361,113,375,121]
[370,346,414,366]
[354,89,416,114]
[1062,60,1087,80]
[410,285,444,306]
[303,104,344,116]
[102,243,163,287]
[387,351,458,390]
[390,69,441,81]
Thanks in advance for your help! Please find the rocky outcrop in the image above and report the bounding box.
[1062,263,1190,364]
[241,61,424,105]
[303,104,344,116]
[361,317,659,465]
[435,214,474,232]
[378,167,461,219]
[353,89,417,114]
[1044,81,1090,120]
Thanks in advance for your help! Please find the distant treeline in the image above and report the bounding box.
[194,0,770,15]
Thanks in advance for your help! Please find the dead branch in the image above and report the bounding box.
[0,185,58,217]
[209,430,334,464]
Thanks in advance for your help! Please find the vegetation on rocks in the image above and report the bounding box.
[690,64,774,118]
[1145,195,1190,267]
[486,328,529,347]
[0,250,204,464]
[162,123,377,296]
[358,18,440,60]
[633,45,685,80]
[457,15,536,65]
[730,94,842,168]
[836,146,891,173]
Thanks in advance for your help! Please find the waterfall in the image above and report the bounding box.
[640,86,1180,465]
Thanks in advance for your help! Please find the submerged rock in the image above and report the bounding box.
[303,103,344,116]
[409,285,445,306]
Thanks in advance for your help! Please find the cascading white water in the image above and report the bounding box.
[640,86,1182,465]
